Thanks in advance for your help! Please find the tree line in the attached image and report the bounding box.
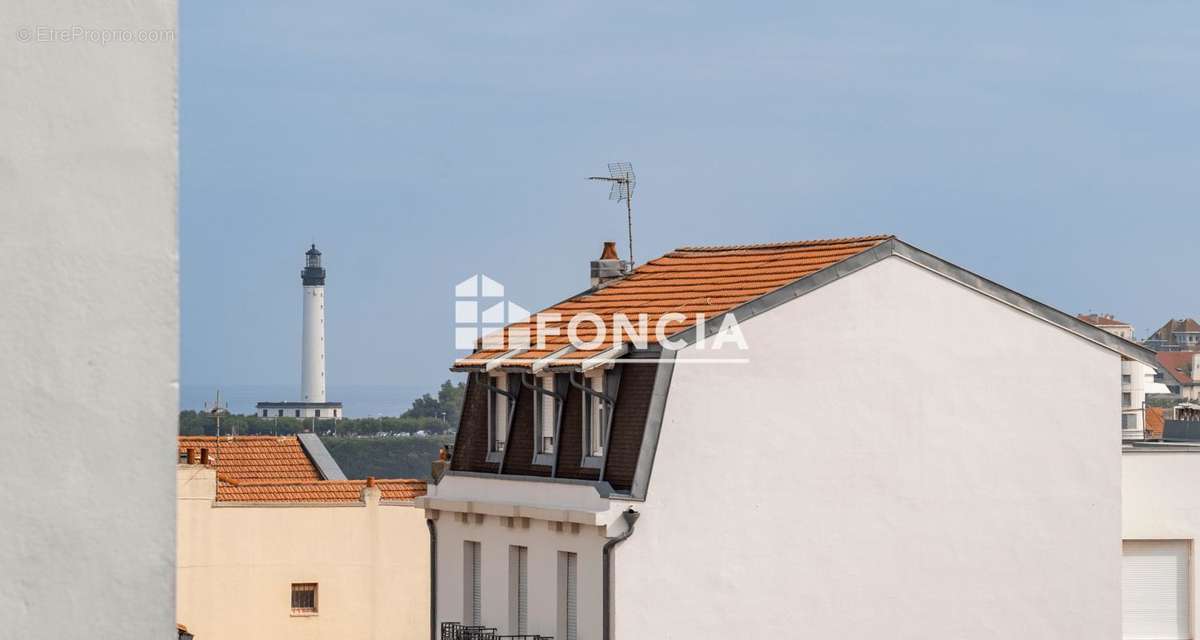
[179,379,466,437]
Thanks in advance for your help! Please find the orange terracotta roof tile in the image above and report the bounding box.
[1146,407,1166,439]
[1157,352,1199,386]
[456,235,892,369]
[216,479,427,503]
[1076,313,1130,327]
[178,436,321,482]
[1151,318,1200,340]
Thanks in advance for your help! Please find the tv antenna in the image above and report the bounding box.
[589,162,637,266]
[203,389,230,437]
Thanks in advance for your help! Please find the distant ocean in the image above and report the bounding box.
[180,384,428,418]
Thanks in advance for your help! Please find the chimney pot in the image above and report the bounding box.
[199,448,210,465]
[186,448,197,465]
[366,476,376,488]
[590,240,630,289]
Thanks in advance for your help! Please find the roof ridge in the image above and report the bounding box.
[672,235,893,252]
[224,478,426,486]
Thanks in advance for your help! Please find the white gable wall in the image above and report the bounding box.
[616,255,1120,638]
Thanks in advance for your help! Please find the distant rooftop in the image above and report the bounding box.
[1077,313,1131,328]
[177,435,427,503]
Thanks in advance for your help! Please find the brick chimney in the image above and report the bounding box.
[590,241,630,289]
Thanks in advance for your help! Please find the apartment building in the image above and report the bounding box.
[418,236,1155,639]
[177,435,430,640]
[1146,318,1200,352]
[1157,351,1200,402]
[1078,314,1168,439]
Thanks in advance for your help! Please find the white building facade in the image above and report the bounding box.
[1078,314,1166,439]
[420,237,1155,640]
[1123,446,1200,639]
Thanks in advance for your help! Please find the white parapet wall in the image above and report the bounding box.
[0,1,178,637]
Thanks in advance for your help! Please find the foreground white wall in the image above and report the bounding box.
[0,2,178,637]
[618,256,1121,639]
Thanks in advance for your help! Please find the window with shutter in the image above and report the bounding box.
[488,375,509,453]
[1123,539,1190,640]
[535,375,556,455]
[558,551,578,640]
[509,545,528,634]
[582,372,606,457]
[464,541,481,626]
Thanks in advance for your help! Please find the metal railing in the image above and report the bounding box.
[441,621,553,640]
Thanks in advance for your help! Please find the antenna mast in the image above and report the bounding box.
[203,389,230,477]
[589,162,637,266]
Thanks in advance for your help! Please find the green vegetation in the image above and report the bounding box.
[1148,394,1186,409]
[321,436,450,480]
[177,379,465,479]
[178,379,466,436]
[177,412,453,436]
[403,379,466,420]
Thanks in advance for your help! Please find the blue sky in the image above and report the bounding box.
[183,1,1200,391]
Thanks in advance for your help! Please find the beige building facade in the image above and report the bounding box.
[177,437,430,640]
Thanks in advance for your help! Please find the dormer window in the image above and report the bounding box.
[583,370,607,458]
[535,374,557,455]
[488,374,510,454]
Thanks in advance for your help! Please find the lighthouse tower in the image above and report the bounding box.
[255,245,342,421]
[300,244,326,402]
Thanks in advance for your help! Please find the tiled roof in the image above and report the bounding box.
[1076,313,1130,328]
[178,436,321,482]
[217,479,427,503]
[1146,407,1166,439]
[457,235,893,369]
[1157,352,1199,386]
[1150,318,1200,341]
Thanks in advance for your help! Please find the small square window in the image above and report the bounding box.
[291,583,318,614]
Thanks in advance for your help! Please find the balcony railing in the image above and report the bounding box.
[441,621,553,640]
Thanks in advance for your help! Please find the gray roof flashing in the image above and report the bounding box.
[297,432,347,480]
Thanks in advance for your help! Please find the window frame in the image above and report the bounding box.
[557,551,578,640]
[532,374,559,466]
[581,370,611,468]
[509,545,528,634]
[463,541,482,626]
[290,582,318,616]
[486,374,514,463]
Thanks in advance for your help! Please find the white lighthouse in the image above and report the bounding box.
[256,245,343,421]
[300,244,326,402]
